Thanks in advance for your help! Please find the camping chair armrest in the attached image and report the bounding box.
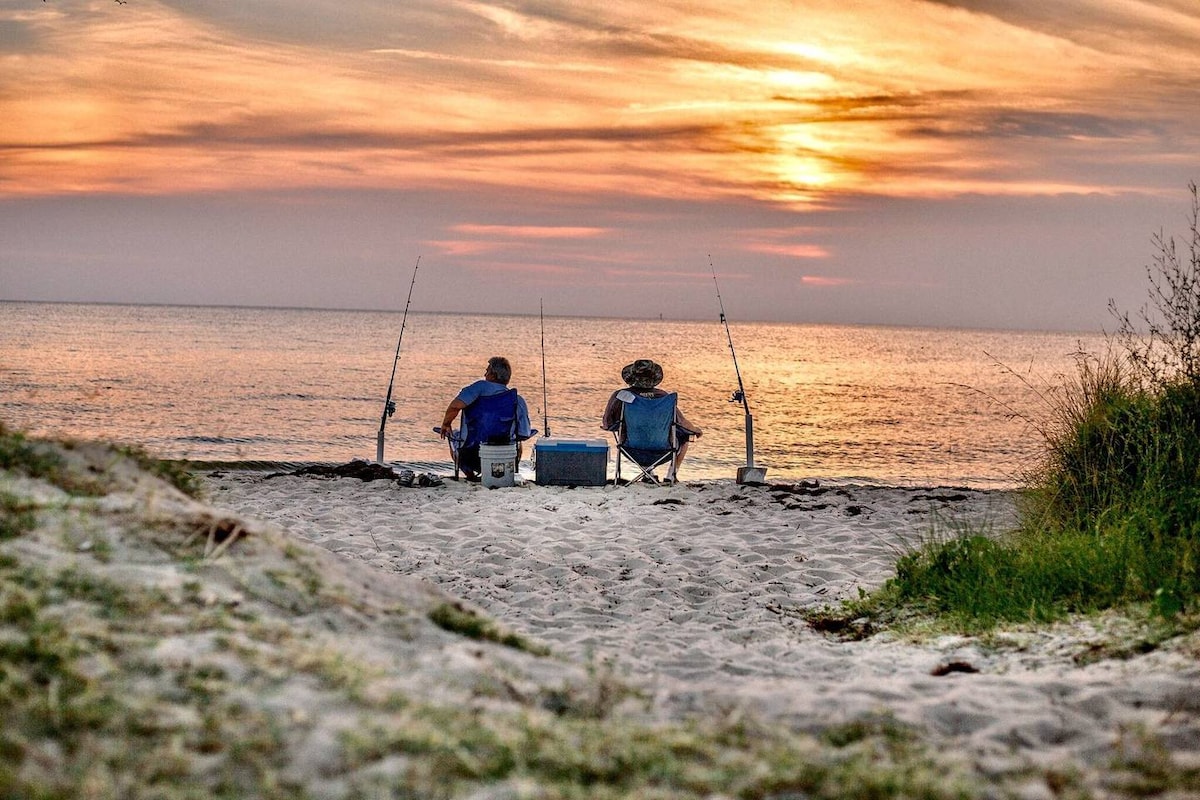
[433,426,465,443]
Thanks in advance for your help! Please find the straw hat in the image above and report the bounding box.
[621,359,663,389]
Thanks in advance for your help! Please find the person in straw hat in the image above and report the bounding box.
[602,359,701,482]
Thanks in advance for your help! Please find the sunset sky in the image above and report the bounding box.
[2,0,1198,330]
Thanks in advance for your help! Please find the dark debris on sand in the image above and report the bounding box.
[268,460,444,487]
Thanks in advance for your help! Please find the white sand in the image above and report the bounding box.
[202,470,1200,785]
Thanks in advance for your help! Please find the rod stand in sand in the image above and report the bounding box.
[712,258,767,485]
[730,388,767,485]
[375,402,395,464]
[737,411,767,485]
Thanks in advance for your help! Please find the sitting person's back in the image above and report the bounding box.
[440,356,532,479]
[602,359,700,480]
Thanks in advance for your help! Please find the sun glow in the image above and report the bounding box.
[762,69,833,93]
[768,41,841,64]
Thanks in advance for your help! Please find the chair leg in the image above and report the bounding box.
[617,450,654,485]
[615,450,672,486]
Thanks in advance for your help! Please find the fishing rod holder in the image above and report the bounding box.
[711,258,767,485]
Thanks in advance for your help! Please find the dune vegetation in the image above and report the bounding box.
[2,423,992,799]
[840,183,1200,634]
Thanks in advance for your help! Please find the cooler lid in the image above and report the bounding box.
[535,438,609,452]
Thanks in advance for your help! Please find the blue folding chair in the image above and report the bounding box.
[613,392,680,485]
[440,389,535,480]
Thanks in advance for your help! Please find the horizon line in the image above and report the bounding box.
[0,297,1106,338]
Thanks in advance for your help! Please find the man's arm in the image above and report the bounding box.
[439,398,467,439]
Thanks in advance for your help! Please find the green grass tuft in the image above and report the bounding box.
[842,356,1200,634]
[0,492,37,540]
[428,601,550,655]
[0,423,63,480]
[115,443,203,498]
[1,422,202,499]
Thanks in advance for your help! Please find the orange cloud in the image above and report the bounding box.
[450,224,609,239]
[426,240,502,257]
[801,275,857,287]
[467,260,583,276]
[2,0,1196,206]
[746,242,830,259]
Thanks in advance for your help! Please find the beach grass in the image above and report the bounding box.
[827,184,1200,634]
[1,491,36,540]
[428,600,552,655]
[0,421,200,499]
[0,422,64,482]
[120,448,203,498]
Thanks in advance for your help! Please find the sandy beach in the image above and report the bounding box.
[202,468,1200,792]
[7,436,1200,798]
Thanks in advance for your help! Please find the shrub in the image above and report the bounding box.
[1030,186,1200,529]
[1015,185,1200,616]
[854,183,1200,630]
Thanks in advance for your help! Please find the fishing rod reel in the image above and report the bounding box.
[729,388,745,405]
[385,400,396,418]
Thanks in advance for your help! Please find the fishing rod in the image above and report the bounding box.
[710,255,766,484]
[376,255,421,464]
[539,299,551,439]
[712,259,750,417]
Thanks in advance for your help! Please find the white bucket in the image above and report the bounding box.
[478,443,517,488]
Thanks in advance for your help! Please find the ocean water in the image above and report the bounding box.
[0,301,1105,487]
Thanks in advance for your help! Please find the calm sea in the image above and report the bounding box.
[0,302,1105,488]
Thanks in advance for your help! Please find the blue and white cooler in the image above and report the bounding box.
[534,438,609,486]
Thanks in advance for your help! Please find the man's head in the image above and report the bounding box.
[486,356,512,385]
